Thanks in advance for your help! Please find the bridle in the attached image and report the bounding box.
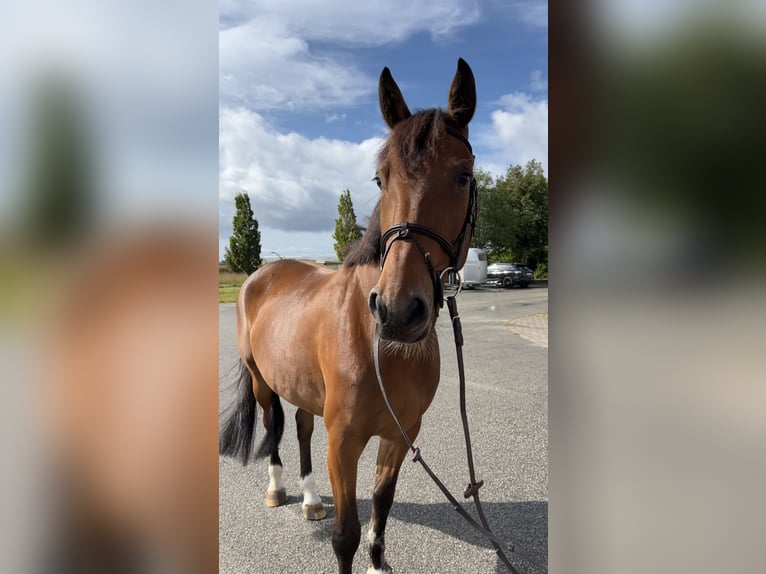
[372,125,548,573]
[378,125,478,310]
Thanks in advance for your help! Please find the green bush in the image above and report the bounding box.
[487,247,514,264]
[533,262,548,280]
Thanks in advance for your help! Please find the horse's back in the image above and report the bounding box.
[237,259,333,351]
[239,259,333,308]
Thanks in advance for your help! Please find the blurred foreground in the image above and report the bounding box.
[552,2,766,573]
[0,2,218,572]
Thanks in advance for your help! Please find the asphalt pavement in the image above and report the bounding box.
[219,286,548,574]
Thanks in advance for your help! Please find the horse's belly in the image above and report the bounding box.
[249,311,326,416]
[261,357,325,416]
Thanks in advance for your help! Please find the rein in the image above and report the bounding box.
[372,297,547,574]
[372,127,548,573]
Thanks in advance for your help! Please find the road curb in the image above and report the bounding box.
[508,312,549,348]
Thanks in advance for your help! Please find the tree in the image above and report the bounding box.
[472,168,516,254]
[21,74,95,251]
[332,189,362,261]
[503,160,548,264]
[225,192,262,274]
[471,160,548,267]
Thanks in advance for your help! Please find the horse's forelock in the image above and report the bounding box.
[377,109,446,178]
[345,110,448,269]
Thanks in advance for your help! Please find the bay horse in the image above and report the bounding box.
[220,58,477,574]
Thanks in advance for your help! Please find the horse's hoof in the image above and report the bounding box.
[367,565,392,573]
[264,488,287,507]
[302,503,326,520]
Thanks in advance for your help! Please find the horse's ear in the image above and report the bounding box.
[379,67,411,129]
[447,58,476,127]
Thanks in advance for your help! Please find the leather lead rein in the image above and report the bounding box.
[372,295,548,574]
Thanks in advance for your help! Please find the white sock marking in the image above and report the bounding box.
[300,472,322,506]
[367,520,387,572]
[268,463,284,491]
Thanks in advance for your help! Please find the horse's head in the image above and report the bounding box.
[369,59,477,343]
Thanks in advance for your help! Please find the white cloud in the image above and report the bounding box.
[486,0,547,29]
[220,0,480,41]
[219,0,481,110]
[530,69,548,92]
[325,113,347,123]
[219,19,371,110]
[219,107,383,256]
[476,91,548,176]
[512,1,548,28]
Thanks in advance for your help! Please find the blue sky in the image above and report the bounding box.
[219,0,548,261]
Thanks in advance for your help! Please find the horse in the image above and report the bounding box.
[220,58,477,574]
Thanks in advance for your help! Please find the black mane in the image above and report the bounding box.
[342,201,381,268]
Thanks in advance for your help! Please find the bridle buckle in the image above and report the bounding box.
[441,267,462,297]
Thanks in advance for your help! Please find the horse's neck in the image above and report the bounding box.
[348,263,381,296]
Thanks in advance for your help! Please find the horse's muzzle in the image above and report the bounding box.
[368,289,430,343]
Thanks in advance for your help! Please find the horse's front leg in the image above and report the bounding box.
[327,424,367,574]
[368,424,420,574]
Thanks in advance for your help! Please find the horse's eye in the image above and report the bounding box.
[372,176,382,189]
[457,173,473,187]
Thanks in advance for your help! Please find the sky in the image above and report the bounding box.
[219,0,548,261]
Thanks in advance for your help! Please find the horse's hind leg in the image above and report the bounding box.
[254,383,287,508]
[296,408,326,520]
[367,431,418,574]
[265,451,287,507]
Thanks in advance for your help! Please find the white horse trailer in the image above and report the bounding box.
[459,248,488,288]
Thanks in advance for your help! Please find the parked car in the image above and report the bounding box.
[485,262,534,288]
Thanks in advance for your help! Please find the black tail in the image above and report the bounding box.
[219,361,258,465]
[255,393,284,460]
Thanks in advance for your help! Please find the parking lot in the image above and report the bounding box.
[219,286,548,573]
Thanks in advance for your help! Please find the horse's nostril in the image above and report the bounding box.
[368,290,388,323]
[405,297,428,327]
